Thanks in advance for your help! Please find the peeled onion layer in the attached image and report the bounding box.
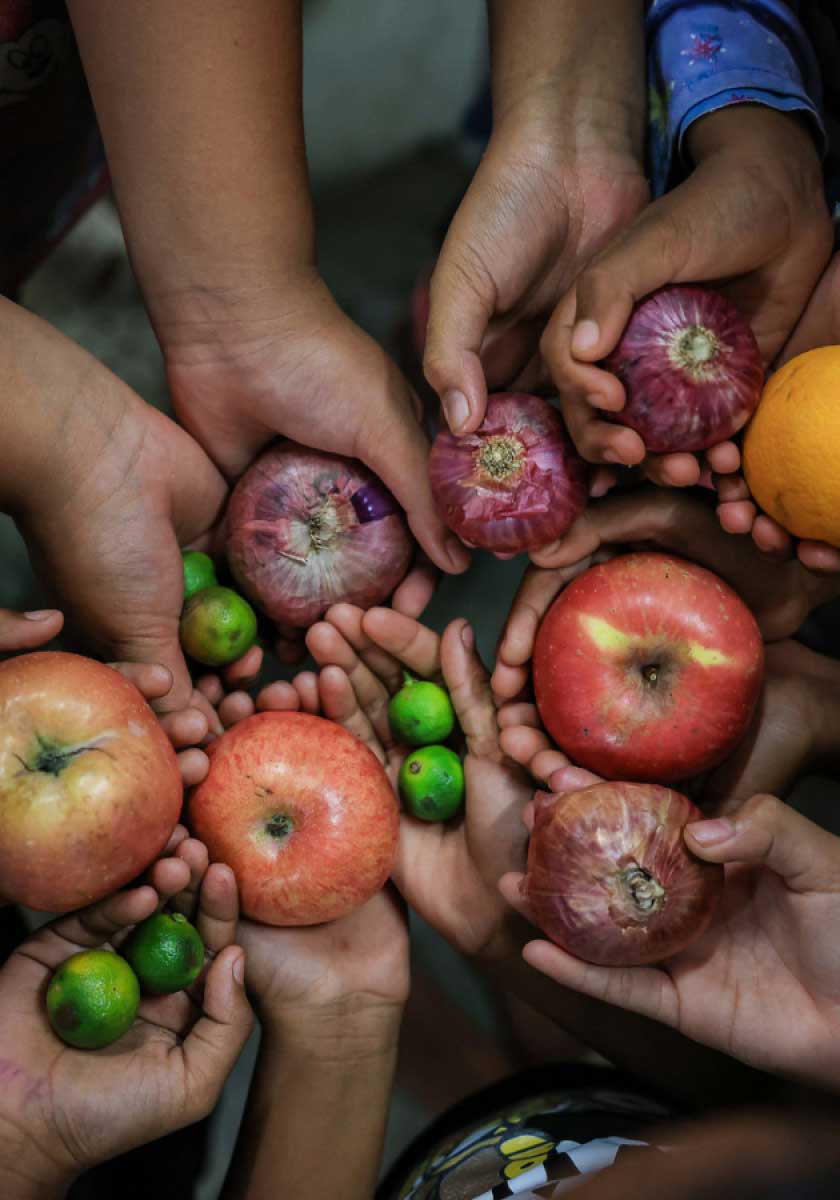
[428,393,588,554]
[225,443,414,628]
[523,782,723,967]
[602,285,764,453]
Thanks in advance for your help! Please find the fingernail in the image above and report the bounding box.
[446,536,469,570]
[572,319,600,356]
[686,817,734,846]
[461,621,474,650]
[603,450,624,466]
[443,389,470,433]
[233,952,245,985]
[23,609,59,621]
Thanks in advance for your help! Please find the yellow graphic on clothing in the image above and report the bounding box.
[498,1132,555,1180]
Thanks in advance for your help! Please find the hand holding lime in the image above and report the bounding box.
[180,585,258,666]
[182,550,218,601]
[388,675,455,746]
[46,949,140,1050]
[123,911,205,995]
[399,745,464,822]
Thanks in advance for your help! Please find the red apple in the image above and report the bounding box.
[533,552,764,782]
[0,652,182,912]
[187,711,399,925]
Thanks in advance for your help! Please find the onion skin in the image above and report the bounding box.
[603,286,763,453]
[428,393,588,554]
[523,783,724,966]
[225,443,414,628]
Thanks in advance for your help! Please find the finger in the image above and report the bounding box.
[423,237,494,434]
[109,661,172,700]
[196,675,224,707]
[189,688,224,739]
[496,702,541,730]
[177,747,209,787]
[0,608,63,653]
[361,607,443,681]
[797,541,840,573]
[716,499,757,536]
[307,618,394,744]
[440,620,497,759]
[751,516,793,556]
[47,885,161,954]
[558,394,646,467]
[163,824,191,855]
[499,724,552,766]
[181,946,253,1117]
[171,838,210,919]
[391,558,439,620]
[290,670,320,714]
[255,680,302,712]
[144,854,192,907]
[222,644,263,690]
[685,792,840,891]
[546,765,603,794]
[327,603,418,697]
[642,453,701,489]
[498,870,537,923]
[715,473,751,504]
[705,441,741,476]
[194,862,239,958]
[218,691,256,728]
[528,749,574,786]
[317,666,386,764]
[494,567,571,690]
[158,707,210,748]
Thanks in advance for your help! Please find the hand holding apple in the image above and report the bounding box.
[302,605,532,961]
[0,841,251,1198]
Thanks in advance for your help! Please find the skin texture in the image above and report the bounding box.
[532,552,764,782]
[0,652,182,911]
[0,837,251,1199]
[188,711,398,925]
[541,105,832,485]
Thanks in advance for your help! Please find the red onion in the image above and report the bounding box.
[428,393,588,554]
[602,285,763,453]
[225,443,414,628]
[523,783,723,966]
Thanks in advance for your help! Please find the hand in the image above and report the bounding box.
[491,489,839,702]
[300,604,533,960]
[423,100,648,433]
[541,106,832,484]
[718,250,840,572]
[164,274,468,579]
[500,766,840,1092]
[0,836,252,1196]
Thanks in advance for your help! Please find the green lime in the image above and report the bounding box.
[123,911,205,995]
[388,675,455,746]
[399,744,464,822]
[46,949,140,1050]
[182,550,218,601]
[180,585,258,666]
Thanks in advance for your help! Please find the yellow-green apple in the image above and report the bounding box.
[0,652,182,912]
[187,711,399,925]
[533,552,764,782]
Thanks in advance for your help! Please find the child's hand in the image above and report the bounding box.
[499,748,840,1092]
[718,250,840,572]
[0,606,64,654]
[0,839,251,1196]
[541,106,832,483]
[491,489,838,702]
[303,605,532,961]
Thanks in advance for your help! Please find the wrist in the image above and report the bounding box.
[261,997,403,1064]
[0,1129,76,1200]
[686,105,821,169]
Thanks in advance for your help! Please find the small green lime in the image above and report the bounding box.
[180,585,258,666]
[388,675,455,746]
[46,949,140,1050]
[399,744,464,822]
[123,911,205,995]
[182,550,218,601]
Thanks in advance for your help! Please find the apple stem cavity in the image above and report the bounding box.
[476,434,524,482]
[668,324,720,380]
[641,663,660,685]
[15,732,116,778]
[620,865,666,915]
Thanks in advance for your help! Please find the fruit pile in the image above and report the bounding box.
[180,550,258,667]
[389,675,464,822]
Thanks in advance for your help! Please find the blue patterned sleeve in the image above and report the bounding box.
[646,1,825,196]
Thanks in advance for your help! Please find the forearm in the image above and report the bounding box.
[224,1009,401,1200]
[66,0,314,344]
[487,0,645,148]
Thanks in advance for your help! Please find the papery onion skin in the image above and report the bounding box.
[602,286,763,453]
[523,783,724,966]
[428,393,588,554]
[225,443,414,628]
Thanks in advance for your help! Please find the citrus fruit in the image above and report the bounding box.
[399,745,464,822]
[743,346,840,546]
[123,911,205,995]
[182,550,217,601]
[180,585,258,666]
[388,675,455,746]
[46,949,140,1050]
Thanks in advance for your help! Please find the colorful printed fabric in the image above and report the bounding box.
[0,1,106,295]
[646,1,826,195]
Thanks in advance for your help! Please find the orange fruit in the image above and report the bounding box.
[743,347,840,547]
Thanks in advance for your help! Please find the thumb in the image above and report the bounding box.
[685,793,840,893]
[0,607,63,652]
[423,237,494,435]
[182,946,253,1117]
